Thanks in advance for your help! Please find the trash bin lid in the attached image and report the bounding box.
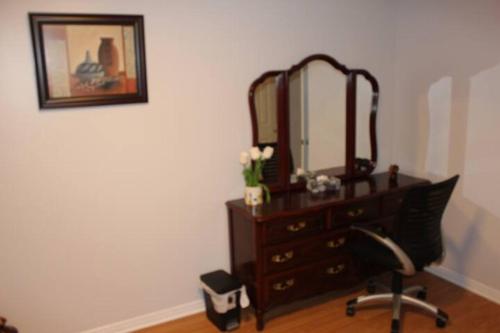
[200,270,242,294]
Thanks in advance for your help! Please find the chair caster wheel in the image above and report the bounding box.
[436,310,448,328]
[346,306,356,317]
[436,317,447,328]
[391,319,400,333]
[416,290,427,300]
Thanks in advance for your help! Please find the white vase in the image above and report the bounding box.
[244,186,263,206]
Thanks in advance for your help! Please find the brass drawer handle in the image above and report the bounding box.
[326,264,345,275]
[347,208,365,218]
[271,250,294,263]
[272,278,295,291]
[326,237,346,249]
[286,221,307,232]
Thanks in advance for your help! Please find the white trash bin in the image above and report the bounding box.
[200,270,249,331]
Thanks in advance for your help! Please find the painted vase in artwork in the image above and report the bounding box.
[75,50,105,83]
[98,38,119,76]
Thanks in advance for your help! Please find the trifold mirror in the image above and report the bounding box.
[249,54,379,192]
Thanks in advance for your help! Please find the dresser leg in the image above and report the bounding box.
[256,310,265,331]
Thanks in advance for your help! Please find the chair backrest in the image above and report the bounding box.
[394,175,459,270]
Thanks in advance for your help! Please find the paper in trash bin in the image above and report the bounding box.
[239,285,250,308]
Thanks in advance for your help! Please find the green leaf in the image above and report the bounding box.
[261,183,271,203]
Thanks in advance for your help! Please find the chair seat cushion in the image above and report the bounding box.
[349,236,403,270]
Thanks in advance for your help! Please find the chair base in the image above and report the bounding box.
[346,278,448,333]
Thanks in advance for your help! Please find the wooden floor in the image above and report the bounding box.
[136,272,500,333]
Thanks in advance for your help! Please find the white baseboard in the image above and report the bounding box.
[81,300,205,333]
[81,267,500,332]
[426,266,500,305]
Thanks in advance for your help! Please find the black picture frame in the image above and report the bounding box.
[29,13,148,109]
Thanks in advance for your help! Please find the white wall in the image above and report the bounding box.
[0,1,397,332]
[393,0,500,299]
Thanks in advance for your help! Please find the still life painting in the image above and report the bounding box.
[30,14,148,109]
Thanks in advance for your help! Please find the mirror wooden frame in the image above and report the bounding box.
[249,54,379,192]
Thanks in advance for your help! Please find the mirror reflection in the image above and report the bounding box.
[356,75,373,169]
[289,60,346,182]
[356,75,373,170]
[254,75,279,183]
[255,76,278,144]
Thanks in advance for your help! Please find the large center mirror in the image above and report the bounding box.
[249,54,378,192]
[289,60,346,183]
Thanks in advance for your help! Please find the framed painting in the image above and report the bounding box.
[29,13,148,109]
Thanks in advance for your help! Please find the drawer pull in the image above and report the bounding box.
[272,279,295,291]
[326,237,346,249]
[286,221,307,232]
[326,264,345,275]
[347,208,365,218]
[271,250,294,263]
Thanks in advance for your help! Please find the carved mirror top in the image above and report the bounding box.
[249,54,379,192]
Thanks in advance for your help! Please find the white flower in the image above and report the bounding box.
[296,167,305,176]
[239,151,250,166]
[262,146,274,160]
[249,147,261,160]
[316,174,328,183]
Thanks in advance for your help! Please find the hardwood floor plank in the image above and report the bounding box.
[135,273,500,333]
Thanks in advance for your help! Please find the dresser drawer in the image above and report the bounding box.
[263,255,354,308]
[316,256,358,292]
[263,240,318,274]
[262,213,325,244]
[263,266,321,308]
[332,199,380,224]
[263,228,351,274]
[322,229,350,254]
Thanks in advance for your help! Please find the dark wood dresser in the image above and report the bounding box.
[226,172,429,330]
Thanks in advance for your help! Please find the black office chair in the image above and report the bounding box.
[346,175,459,333]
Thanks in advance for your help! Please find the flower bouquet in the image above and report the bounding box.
[240,146,274,206]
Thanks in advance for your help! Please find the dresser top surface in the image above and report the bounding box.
[226,172,429,221]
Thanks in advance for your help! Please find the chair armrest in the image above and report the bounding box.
[351,223,388,238]
[350,225,416,276]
